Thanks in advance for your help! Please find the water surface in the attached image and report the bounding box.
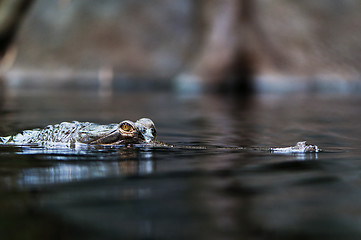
[1,89,361,239]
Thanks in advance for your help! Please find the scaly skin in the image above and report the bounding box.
[0,118,156,146]
[0,118,319,153]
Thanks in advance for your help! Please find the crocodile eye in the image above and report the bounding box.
[120,122,133,132]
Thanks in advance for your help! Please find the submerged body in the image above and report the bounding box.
[0,118,319,153]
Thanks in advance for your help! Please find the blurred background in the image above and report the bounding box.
[2,1,361,239]
[1,0,361,93]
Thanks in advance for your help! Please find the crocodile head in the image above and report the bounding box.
[85,118,157,145]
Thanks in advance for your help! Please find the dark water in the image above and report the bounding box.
[1,89,361,239]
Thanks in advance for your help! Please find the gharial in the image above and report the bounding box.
[0,118,319,153]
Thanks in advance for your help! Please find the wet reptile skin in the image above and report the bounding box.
[0,118,319,153]
[0,118,156,146]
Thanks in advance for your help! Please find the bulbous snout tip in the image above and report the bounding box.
[135,118,157,143]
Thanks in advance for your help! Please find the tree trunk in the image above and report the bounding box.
[178,0,256,94]
[0,0,34,60]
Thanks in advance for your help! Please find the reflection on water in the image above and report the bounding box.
[0,145,155,187]
[1,90,361,239]
[17,159,154,186]
[6,143,320,187]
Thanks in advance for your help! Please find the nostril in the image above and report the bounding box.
[151,128,157,137]
[140,128,155,143]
